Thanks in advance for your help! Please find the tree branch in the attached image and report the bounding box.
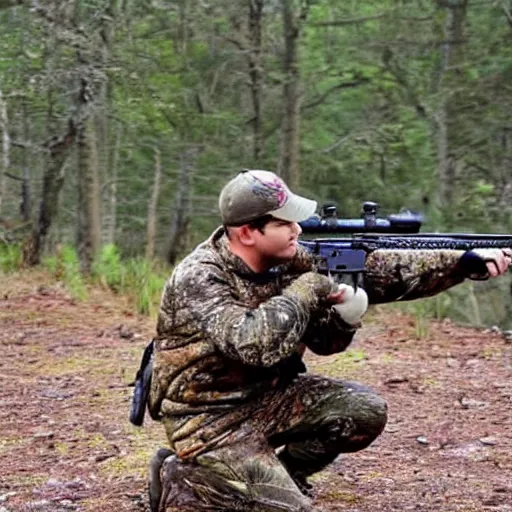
[312,13,387,27]
[11,140,49,153]
[302,78,370,111]
[320,134,351,154]
[5,172,23,181]
[221,35,247,52]
[312,11,433,27]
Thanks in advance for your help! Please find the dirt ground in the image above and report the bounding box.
[1,271,511,512]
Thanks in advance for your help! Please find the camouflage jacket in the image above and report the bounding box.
[148,227,468,455]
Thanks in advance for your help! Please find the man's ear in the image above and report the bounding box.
[237,225,257,247]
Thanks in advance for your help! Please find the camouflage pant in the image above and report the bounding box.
[154,375,387,511]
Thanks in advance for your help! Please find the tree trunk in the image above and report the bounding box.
[278,0,309,189]
[248,0,264,162]
[97,0,119,243]
[106,122,122,244]
[166,147,195,266]
[22,122,78,266]
[146,146,162,260]
[0,90,9,217]
[434,0,468,226]
[76,119,101,274]
[20,99,31,222]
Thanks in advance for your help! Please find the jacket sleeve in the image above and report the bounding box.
[364,249,467,304]
[302,308,357,356]
[164,262,322,368]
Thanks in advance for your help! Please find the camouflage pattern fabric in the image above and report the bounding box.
[365,248,466,303]
[156,375,386,511]
[148,227,469,509]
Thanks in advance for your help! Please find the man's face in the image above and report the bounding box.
[251,219,302,264]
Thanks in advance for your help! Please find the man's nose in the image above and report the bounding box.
[293,222,302,236]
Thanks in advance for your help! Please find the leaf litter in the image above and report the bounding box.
[1,271,511,511]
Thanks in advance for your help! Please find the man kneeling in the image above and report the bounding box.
[147,170,511,511]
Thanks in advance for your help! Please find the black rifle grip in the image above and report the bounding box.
[129,340,154,427]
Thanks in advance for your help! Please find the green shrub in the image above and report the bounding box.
[120,258,167,316]
[43,245,87,300]
[92,244,122,290]
[0,244,22,272]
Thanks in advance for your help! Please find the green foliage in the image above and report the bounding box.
[0,244,22,272]
[43,246,87,301]
[92,244,122,291]
[392,275,512,332]
[2,0,512,328]
[90,241,168,315]
[119,259,167,316]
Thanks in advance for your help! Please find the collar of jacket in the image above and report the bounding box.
[208,226,314,281]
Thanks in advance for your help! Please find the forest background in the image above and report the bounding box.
[1,0,512,328]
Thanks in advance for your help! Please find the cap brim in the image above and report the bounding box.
[269,194,317,222]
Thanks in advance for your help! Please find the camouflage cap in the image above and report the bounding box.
[219,170,317,226]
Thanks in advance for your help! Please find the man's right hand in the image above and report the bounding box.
[332,284,369,326]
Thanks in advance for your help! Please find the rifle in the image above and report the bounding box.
[298,202,512,283]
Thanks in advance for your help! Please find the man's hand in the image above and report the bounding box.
[463,248,512,280]
[481,248,512,277]
[330,284,369,326]
[325,286,347,305]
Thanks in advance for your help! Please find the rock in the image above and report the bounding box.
[33,431,54,440]
[118,324,134,340]
[25,501,51,509]
[459,397,489,409]
[479,436,498,446]
[0,492,16,503]
[384,376,409,385]
[94,453,116,463]
[416,436,429,445]
[446,358,458,368]
[58,500,78,510]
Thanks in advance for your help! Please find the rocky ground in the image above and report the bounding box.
[1,271,511,512]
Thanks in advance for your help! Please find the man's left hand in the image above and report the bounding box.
[468,248,512,279]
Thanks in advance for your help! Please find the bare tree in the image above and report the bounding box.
[277,0,311,189]
[0,90,9,216]
[106,122,122,244]
[433,0,468,226]
[248,0,264,161]
[166,146,196,265]
[76,118,101,274]
[146,146,161,260]
[22,78,94,266]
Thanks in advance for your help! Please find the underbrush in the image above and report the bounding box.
[90,244,168,315]
[0,243,169,317]
[0,243,21,272]
[388,275,512,336]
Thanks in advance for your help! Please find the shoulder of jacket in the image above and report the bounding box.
[173,244,226,283]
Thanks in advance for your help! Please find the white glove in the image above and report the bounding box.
[332,284,368,326]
